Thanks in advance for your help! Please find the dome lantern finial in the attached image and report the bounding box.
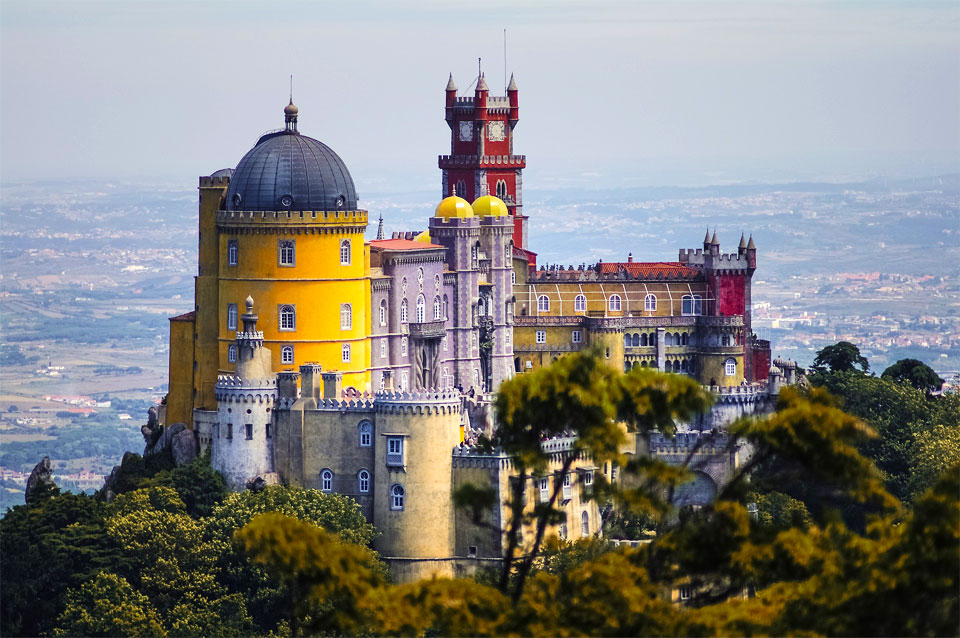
[284,76,299,133]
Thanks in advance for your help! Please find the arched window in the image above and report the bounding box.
[342,343,351,363]
[442,295,449,320]
[279,305,296,331]
[227,303,238,330]
[379,339,386,359]
[358,421,372,447]
[358,470,370,493]
[511,270,517,285]
[681,333,688,346]
[680,359,689,372]
[401,337,407,357]
[400,299,408,323]
[281,345,294,365]
[496,179,508,200]
[574,294,586,312]
[321,469,333,492]
[228,344,237,363]
[455,180,466,198]
[390,484,405,510]
[644,294,657,311]
[581,511,589,536]
[379,299,387,326]
[682,294,703,316]
[725,358,737,376]
[624,334,632,348]
[340,303,352,330]
[537,295,549,313]
[471,243,479,267]
[340,239,351,265]
[609,295,622,312]
[416,294,425,323]
[433,296,442,320]
[665,332,673,346]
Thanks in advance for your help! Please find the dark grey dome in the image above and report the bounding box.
[225,129,358,212]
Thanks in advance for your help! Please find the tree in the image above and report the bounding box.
[140,451,227,517]
[812,341,869,374]
[52,572,164,638]
[456,347,712,601]
[882,358,943,393]
[0,493,124,637]
[236,513,385,636]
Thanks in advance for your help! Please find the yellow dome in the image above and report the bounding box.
[472,195,509,217]
[434,196,474,219]
[413,230,432,243]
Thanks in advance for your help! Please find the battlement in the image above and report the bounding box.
[215,374,278,389]
[649,429,731,453]
[709,383,768,405]
[216,209,368,227]
[678,248,749,269]
[234,330,263,341]
[438,155,526,168]
[214,374,278,403]
[199,175,231,188]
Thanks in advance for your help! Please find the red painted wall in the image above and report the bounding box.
[713,273,746,318]
[750,340,771,383]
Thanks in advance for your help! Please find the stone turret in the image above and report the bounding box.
[213,296,278,490]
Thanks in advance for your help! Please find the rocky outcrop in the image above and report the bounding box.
[142,421,197,466]
[25,456,58,504]
[245,473,280,492]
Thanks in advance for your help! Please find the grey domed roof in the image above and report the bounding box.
[225,124,357,212]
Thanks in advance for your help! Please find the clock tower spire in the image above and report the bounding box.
[440,70,534,267]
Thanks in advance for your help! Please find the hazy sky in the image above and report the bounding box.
[2,1,958,190]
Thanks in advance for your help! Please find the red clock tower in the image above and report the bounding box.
[440,72,536,266]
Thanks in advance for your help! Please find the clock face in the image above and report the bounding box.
[487,121,506,142]
[459,121,473,142]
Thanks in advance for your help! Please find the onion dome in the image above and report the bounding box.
[769,364,782,376]
[413,230,432,243]
[434,195,474,219]
[472,195,509,217]
[225,103,358,213]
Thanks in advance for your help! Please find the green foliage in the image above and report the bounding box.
[532,536,618,576]
[52,571,165,638]
[141,451,227,517]
[882,358,944,393]
[812,340,870,373]
[236,513,385,635]
[811,370,960,502]
[603,507,656,540]
[0,493,124,637]
[750,490,812,533]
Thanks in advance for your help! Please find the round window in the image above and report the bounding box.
[335,195,345,208]
[232,193,242,207]
[280,195,293,208]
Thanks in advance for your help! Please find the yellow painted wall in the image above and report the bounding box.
[216,210,371,393]
[700,352,744,387]
[194,177,229,416]
[517,282,711,318]
[165,316,195,427]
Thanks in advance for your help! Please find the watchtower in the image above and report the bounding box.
[441,72,532,261]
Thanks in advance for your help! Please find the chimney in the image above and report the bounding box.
[277,371,301,400]
[299,363,323,401]
[322,370,343,399]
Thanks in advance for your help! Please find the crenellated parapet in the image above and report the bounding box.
[216,209,368,234]
[649,430,731,453]
[374,389,462,415]
[710,383,766,405]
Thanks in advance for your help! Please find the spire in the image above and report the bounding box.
[704,229,711,244]
[711,231,719,245]
[739,233,747,249]
[507,72,518,91]
[283,79,299,135]
[747,235,756,250]
[446,73,457,92]
[376,214,384,240]
[477,73,489,92]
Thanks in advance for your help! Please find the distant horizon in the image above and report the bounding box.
[2,1,957,184]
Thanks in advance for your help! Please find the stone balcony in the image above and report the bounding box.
[407,320,445,340]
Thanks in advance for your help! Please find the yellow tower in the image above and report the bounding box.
[168,102,373,427]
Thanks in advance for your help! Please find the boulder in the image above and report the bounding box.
[170,428,198,466]
[25,456,58,504]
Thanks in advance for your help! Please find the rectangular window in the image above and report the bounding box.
[278,239,295,267]
[562,473,572,501]
[342,344,351,363]
[572,330,582,344]
[679,585,692,601]
[245,424,253,440]
[536,330,546,344]
[265,424,271,439]
[380,340,386,359]
[386,436,404,467]
[227,304,238,330]
[539,477,549,503]
[584,470,593,485]
[226,423,233,440]
[281,345,294,365]
[227,240,238,266]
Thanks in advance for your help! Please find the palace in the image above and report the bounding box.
[163,72,779,581]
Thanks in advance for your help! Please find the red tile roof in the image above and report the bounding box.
[597,261,699,278]
[369,239,443,251]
